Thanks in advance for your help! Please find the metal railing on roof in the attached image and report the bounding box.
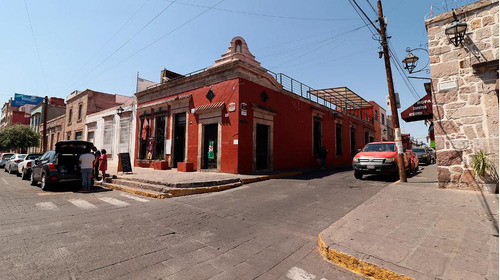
[266,69,373,124]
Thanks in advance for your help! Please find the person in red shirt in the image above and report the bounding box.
[98,149,108,183]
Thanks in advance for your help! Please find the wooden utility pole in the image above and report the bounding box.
[377,0,407,182]
[42,96,48,152]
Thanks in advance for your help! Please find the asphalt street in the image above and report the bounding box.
[0,168,391,279]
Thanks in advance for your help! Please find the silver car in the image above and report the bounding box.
[4,154,27,174]
[0,153,14,168]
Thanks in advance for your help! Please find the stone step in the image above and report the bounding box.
[112,176,241,189]
[99,179,243,199]
[111,179,171,193]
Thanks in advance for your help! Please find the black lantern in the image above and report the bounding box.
[116,105,124,116]
[402,52,419,74]
[445,10,467,47]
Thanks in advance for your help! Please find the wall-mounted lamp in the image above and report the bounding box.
[445,10,468,47]
[402,52,419,74]
[116,105,124,116]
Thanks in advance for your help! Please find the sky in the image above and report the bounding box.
[1,0,478,142]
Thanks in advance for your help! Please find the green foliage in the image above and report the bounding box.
[0,125,40,151]
[470,150,493,178]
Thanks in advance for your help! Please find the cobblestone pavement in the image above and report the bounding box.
[0,167,386,279]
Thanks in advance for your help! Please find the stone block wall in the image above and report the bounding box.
[426,0,499,191]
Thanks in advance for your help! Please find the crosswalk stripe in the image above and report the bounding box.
[68,199,97,209]
[286,267,327,280]
[98,197,130,207]
[120,193,150,202]
[36,202,59,210]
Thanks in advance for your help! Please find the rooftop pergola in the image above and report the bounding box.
[309,87,373,112]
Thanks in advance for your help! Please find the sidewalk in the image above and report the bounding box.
[101,161,304,198]
[318,165,499,280]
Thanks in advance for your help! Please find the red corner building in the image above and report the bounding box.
[135,37,375,174]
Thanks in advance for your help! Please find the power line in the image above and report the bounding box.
[268,24,367,69]
[161,0,354,21]
[23,0,48,93]
[83,0,226,88]
[65,0,152,86]
[65,0,177,93]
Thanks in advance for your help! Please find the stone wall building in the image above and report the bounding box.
[426,0,499,192]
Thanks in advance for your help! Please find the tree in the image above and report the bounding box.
[0,125,40,152]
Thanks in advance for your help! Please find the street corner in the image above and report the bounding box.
[317,234,414,280]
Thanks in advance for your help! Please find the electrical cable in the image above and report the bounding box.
[23,0,48,93]
[65,0,152,85]
[268,24,367,69]
[83,0,226,88]
[161,0,353,21]
[65,0,177,93]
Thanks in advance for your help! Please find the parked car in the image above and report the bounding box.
[352,142,411,179]
[0,153,14,168]
[31,141,94,191]
[408,150,419,174]
[4,154,27,174]
[428,148,436,164]
[412,147,432,165]
[17,153,43,180]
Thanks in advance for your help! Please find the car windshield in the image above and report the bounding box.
[18,155,26,159]
[362,143,395,152]
[2,154,13,159]
[26,154,41,160]
[412,148,426,153]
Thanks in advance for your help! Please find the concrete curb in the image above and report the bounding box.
[317,235,414,280]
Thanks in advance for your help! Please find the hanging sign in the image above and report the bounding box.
[208,141,215,159]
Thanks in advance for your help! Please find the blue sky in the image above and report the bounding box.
[1,0,476,142]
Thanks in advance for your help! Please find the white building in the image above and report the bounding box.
[85,97,136,167]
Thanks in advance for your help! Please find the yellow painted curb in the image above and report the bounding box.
[317,235,413,280]
[169,182,242,197]
[102,183,171,199]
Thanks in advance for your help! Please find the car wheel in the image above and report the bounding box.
[21,169,29,180]
[4,166,7,172]
[30,172,38,186]
[41,173,51,191]
[16,170,21,177]
[354,171,363,179]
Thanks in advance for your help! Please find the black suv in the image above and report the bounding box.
[411,147,432,165]
[31,141,94,191]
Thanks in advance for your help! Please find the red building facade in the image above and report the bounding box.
[135,37,374,174]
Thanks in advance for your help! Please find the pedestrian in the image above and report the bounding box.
[79,150,95,192]
[98,149,108,183]
[319,146,328,169]
[92,146,101,180]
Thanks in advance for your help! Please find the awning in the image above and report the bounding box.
[195,102,225,114]
[401,93,433,122]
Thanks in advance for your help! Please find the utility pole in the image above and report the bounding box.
[377,0,407,182]
[42,96,48,152]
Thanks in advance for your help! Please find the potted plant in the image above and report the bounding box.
[470,150,498,193]
[153,154,169,170]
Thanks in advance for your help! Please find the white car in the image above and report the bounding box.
[17,153,43,180]
[5,154,27,174]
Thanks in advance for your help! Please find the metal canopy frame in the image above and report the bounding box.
[309,87,372,112]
